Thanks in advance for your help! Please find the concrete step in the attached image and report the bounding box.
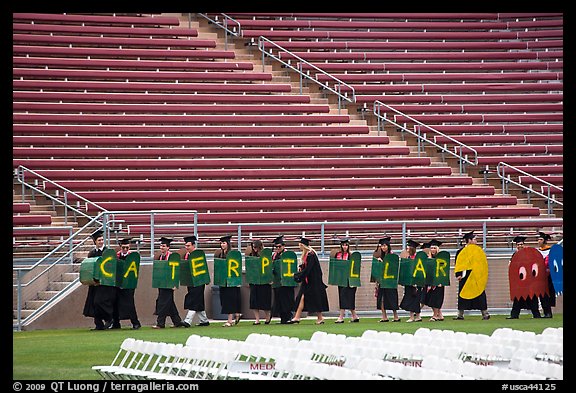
[37,290,60,300]
[25,299,47,310]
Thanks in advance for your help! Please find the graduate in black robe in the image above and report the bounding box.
[453,231,490,320]
[373,237,401,322]
[537,232,556,318]
[271,235,295,324]
[421,239,446,321]
[333,238,360,323]
[152,237,186,329]
[182,235,210,327]
[292,237,329,324]
[110,238,141,329]
[246,239,272,325]
[215,235,242,327]
[400,239,423,322]
[82,229,115,330]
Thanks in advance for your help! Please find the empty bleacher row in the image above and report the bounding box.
[213,12,562,193]
[12,12,551,246]
[92,327,563,380]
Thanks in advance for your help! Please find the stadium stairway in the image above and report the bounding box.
[12,13,563,330]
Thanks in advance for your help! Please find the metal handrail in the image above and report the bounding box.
[15,165,106,222]
[373,101,478,174]
[135,217,563,256]
[497,161,563,215]
[257,36,356,113]
[196,13,241,50]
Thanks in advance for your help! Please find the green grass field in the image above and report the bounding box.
[13,315,563,380]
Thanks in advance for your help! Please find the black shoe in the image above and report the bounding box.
[264,319,271,325]
[180,321,191,328]
[132,324,142,330]
[482,315,490,320]
[103,320,113,329]
[109,324,121,329]
[196,322,210,327]
[350,318,360,323]
[453,316,464,320]
[533,314,542,319]
[506,316,519,319]
[152,325,165,329]
[334,320,344,324]
[543,314,553,318]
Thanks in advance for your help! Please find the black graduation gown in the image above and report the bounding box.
[183,252,206,311]
[83,247,115,321]
[455,247,488,311]
[421,285,445,309]
[214,249,242,314]
[335,251,356,310]
[400,285,422,313]
[115,252,139,321]
[247,250,272,310]
[271,251,295,322]
[294,251,329,312]
[153,252,182,323]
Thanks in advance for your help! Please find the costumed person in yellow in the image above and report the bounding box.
[453,231,490,320]
[536,231,555,318]
[507,235,544,319]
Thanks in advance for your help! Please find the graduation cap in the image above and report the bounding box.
[273,235,285,245]
[421,242,431,249]
[339,237,350,244]
[429,239,443,247]
[513,236,527,244]
[537,232,551,241]
[378,236,391,245]
[119,238,131,246]
[462,231,476,241]
[219,235,232,243]
[183,235,197,244]
[159,237,173,246]
[91,229,104,241]
[299,237,310,246]
[407,239,420,248]
[251,239,263,249]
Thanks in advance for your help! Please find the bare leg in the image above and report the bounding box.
[253,309,260,324]
[292,294,305,321]
[336,309,345,322]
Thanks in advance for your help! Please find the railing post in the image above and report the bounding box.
[547,186,552,215]
[482,221,487,250]
[16,270,23,331]
[223,17,228,50]
[69,227,73,263]
[298,62,303,95]
[402,222,407,249]
[194,212,198,240]
[320,223,325,257]
[237,225,242,251]
[150,212,155,259]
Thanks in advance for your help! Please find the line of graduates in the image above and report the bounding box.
[83,229,560,329]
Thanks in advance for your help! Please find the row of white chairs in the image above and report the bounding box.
[93,327,562,380]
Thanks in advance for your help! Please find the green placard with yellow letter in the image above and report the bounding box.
[116,252,140,289]
[181,249,210,287]
[246,248,274,285]
[152,253,181,289]
[371,254,400,288]
[214,250,243,287]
